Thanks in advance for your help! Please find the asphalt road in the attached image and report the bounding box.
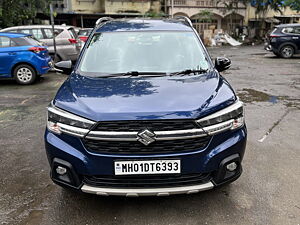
[0,45,299,225]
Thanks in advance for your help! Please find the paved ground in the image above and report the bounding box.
[0,45,299,225]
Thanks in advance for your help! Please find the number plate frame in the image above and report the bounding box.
[114,159,181,176]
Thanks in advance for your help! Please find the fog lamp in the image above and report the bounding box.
[226,162,237,172]
[56,166,67,175]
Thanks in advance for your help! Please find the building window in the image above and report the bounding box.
[174,0,186,5]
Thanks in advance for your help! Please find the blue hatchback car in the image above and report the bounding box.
[0,32,52,84]
[45,18,247,196]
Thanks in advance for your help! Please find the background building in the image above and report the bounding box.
[245,4,300,38]
[41,0,161,28]
[167,0,247,36]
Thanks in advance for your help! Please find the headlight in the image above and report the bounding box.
[196,101,244,135]
[47,103,95,137]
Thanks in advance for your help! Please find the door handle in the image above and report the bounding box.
[292,37,299,39]
[8,52,17,55]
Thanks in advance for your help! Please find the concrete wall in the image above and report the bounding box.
[105,0,151,14]
[70,0,105,13]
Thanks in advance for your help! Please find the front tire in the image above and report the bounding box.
[280,45,294,58]
[14,64,37,85]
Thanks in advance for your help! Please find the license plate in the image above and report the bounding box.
[114,160,181,175]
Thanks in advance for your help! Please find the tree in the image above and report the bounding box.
[198,10,213,23]
[284,0,300,12]
[251,0,285,15]
[0,0,50,28]
[216,0,248,35]
[250,0,288,37]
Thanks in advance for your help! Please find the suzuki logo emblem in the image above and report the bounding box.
[137,129,156,146]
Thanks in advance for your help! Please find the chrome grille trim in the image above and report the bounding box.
[54,120,235,141]
[85,128,208,141]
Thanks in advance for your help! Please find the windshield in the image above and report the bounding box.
[78,31,210,76]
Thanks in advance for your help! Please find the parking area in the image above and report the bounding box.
[0,45,299,225]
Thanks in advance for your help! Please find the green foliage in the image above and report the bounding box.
[144,10,166,18]
[0,0,50,28]
[284,0,300,12]
[198,10,213,22]
[251,0,286,14]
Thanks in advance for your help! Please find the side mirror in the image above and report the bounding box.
[55,60,73,74]
[215,57,231,72]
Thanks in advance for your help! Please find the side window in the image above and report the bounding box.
[0,36,12,47]
[43,28,53,39]
[282,27,294,34]
[19,29,32,35]
[294,27,300,35]
[8,30,18,33]
[31,29,44,40]
[54,29,64,36]
[68,28,78,38]
[43,28,63,39]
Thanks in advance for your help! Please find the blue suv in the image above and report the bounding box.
[45,18,247,196]
[0,32,52,84]
[265,23,300,58]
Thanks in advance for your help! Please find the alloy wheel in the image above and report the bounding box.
[281,46,293,58]
[16,67,33,83]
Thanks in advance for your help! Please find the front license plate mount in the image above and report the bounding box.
[114,159,181,176]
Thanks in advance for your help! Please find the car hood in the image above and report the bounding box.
[54,71,236,121]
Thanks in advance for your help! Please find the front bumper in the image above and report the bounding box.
[264,43,272,51]
[81,182,214,196]
[45,127,247,196]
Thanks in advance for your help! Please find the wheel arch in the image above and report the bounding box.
[279,42,298,52]
[11,62,38,76]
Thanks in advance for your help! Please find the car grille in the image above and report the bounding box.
[82,136,211,154]
[93,120,199,132]
[83,173,211,188]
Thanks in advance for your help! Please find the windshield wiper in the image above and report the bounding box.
[169,69,208,76]
[100,71,167,78]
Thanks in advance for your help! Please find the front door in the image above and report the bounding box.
[293,26,300,52]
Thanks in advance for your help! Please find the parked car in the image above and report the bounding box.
[78,28,92,42]
[265,23,300,58]
[45,18,247,196]
[1,25,81,62]
[0,32,52,84]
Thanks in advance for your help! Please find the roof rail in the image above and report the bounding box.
[174,16,193,27]
[95,17,113,26]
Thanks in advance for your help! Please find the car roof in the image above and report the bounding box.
[276,23,300,28]
[1,24,74,31]
[0,32,30,38]
[95,18,193,33]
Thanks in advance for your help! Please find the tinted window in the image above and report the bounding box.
[282,27,300,34]
[32,28,44,40]
[7,29,18,33]
[68,28,78,38]
[78,30,91,36]
[0,36,12,47]
[19,29,31,35]
[79,31,209,76]
[13,36,42,46]
[43,29,53,39]
[294,27,300,34]
[43,28,63,39]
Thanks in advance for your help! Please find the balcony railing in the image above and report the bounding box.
[168,0,245,8]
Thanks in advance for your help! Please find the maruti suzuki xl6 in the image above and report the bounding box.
[45,18,247,196]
